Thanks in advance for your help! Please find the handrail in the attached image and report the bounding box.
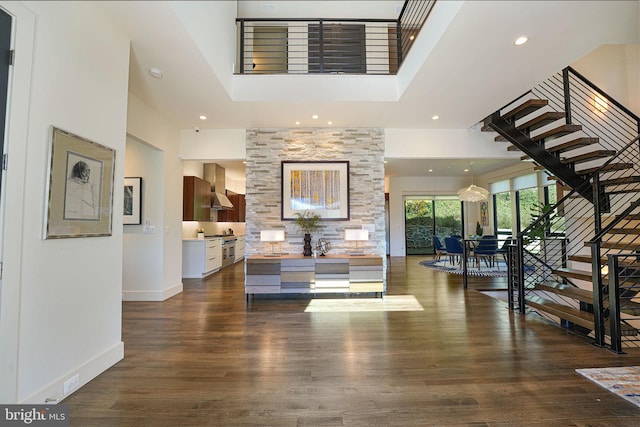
[566,66,640,126]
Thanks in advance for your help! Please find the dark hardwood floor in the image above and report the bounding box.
[65,256,640,426]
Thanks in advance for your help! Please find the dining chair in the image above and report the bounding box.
[433,236,447,262]
[444,237,464,266]
[474,235,499,269]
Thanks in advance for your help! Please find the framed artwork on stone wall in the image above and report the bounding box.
[281,160,350,220]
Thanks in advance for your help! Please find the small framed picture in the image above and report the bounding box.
[123,177,142,225]
[45,127,115,238]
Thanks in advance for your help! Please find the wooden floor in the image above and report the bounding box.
[65,256,640,426]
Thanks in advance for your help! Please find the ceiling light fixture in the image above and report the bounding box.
[327,121,332,125]
[457,161,489,202]
[312,114,318,120]
[428,169,433,172]
[432,115,439,120]
[295,121,300,125]
[199,115,207,120]
[514,36,529,46]
[148,67,163,79]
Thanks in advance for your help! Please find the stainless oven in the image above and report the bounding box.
[221,236,237,268]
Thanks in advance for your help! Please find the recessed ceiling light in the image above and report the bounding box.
[428,169,433,172]
[199,115,207,120]
[312,114,318,120]
[409,35,415,41]
[514,36,529,46]
[327,121,332,125]
[464,168,469,172]
[148,67,163,79]
[295,121,300,125]
[432,115,439,120]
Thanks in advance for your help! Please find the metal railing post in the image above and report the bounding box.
[239,20,245,74]
[608,255,624,353]
[517,236,526,314]
[562,67,572,125]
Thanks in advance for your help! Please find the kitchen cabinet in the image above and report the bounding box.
[183,176,211,221]
[217,191,246,222]
[234,236,245,262]
[182,238,222,278]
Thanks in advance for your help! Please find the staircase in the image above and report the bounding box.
[483,66,640,352]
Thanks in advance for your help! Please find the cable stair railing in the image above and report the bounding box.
[504,135,640,350]
[482,65,640,350]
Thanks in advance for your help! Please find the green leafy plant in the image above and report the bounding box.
[293,211,322,234]
[524,203,554,244]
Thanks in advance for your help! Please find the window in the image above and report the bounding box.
[404,196,462,255]
[493,191,512,238]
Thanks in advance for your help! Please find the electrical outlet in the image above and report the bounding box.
[63,374,80,396]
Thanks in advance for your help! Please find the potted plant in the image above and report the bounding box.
[293,211,322,256]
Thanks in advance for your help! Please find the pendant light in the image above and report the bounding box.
[457,162,489,202]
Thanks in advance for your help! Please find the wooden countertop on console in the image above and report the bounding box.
[247,254,381,260]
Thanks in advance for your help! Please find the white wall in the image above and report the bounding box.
[572,44,640,116]
[0,1,129,403]
[122,136,167,301]
[126,94,184,302]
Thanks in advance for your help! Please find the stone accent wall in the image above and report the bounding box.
[245,128,386,261]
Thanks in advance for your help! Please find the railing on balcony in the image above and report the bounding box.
[235,0,436,75]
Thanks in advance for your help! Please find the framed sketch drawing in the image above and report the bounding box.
[281,160,350,220]
[123,177,142,225]
[45,127,115,238]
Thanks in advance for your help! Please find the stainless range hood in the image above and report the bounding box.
[203,163,234,210]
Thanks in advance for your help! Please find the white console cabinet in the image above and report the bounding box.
[182,238,222,278]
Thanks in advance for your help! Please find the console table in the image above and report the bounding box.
[245,254,384,297]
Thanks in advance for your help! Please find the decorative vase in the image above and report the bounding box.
[197,232,204,240]
[303,233,313,256]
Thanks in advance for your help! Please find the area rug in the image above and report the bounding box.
[419,259,508,277]
[304,295,424,313]
[576,366,640,408]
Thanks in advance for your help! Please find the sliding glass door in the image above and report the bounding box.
[404,196,463,255]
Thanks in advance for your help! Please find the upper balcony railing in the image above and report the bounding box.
[235,0,436,75]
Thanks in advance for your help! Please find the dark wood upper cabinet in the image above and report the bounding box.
[217,190,246,222]
[183,176,211,221]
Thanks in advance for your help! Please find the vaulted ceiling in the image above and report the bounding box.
[98,1,639,179]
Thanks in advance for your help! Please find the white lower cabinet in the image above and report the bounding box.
[182,238,222,278]
[235,236,245,262]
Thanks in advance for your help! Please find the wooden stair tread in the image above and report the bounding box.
[608,228,640,235]
[553,267,592,281]
[507,144,520,151]
[532,124,582,142]
[620,300,640,316]
[577,162,634,175]
[535,281,593,303]
[526,296,638,336]
[561,150,616,165]
[601,175,640,186]
[568,255,598,264]
[502,99,548,121]
[517,112,565,132]
[585,241,640,250]
[569,254,640,268]
[525,295,594,329]
[546,137,599,153]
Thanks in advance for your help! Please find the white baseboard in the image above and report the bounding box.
[122,282,183,301]
[21,341,124,404]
